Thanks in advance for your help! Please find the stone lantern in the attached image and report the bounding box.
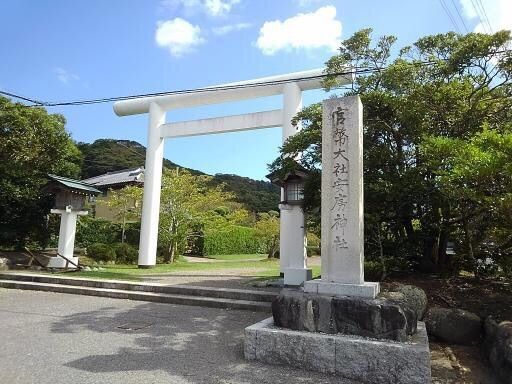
[266,166,308,206]
[266,164,311,285]
[42,174,101,268]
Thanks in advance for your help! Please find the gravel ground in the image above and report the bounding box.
[0,289,358,384]
[139,270,281,291]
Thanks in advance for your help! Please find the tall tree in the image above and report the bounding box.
[158,169,235,262]
[270,29,512,274]
[0,97,82,248]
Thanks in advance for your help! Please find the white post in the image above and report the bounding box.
[49,208,87,268]
[304,96,379,298]
[138,102,166,267]
[280,82,312,285]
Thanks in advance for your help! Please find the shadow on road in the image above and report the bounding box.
[50,301,350,384]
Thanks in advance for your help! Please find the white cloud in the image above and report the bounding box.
[54,67,79,84]
[256,6,341,55]
[155,18,205,57]
[204,0,239,16]
[160,0,240,17]
[459,0,512,33]
[212,22,251,35]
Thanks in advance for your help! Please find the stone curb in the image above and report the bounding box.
[0,279,271,312]
[245,317,431,384]
[0,272,277,302]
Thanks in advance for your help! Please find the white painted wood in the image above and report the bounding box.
[50,209,88,268]
[138,102,166,267]
[159,110,283,138]
[113,68,353,116]
[113,68,354,277]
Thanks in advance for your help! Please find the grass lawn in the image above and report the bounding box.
[55,255,321,282]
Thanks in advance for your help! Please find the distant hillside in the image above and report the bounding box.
[77,139,280,213]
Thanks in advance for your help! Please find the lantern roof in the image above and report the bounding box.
[266,161,309,188]
[43,174,102,196]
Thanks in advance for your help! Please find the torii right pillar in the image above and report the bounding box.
[304,96,379,298]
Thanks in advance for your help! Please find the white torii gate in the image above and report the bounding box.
[113,68,353,285]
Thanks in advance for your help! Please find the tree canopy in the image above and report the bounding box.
[270,29,512,275]
[0,97,82,248]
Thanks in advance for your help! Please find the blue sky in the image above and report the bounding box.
[0,0,508,180]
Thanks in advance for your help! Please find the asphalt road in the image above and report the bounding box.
[0,289,357,384]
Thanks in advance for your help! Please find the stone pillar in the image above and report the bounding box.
[280,82,311,285]
[138,102,166,268]
[304,96,379,298]
[49,208,87,268]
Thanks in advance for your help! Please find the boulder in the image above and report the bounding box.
[425,307,482,345]
[380,285,428,334]
[272,290,415,341]
[483,317,512,384]
[396,285,428,320]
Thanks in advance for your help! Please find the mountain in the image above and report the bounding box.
[77,139,280,213]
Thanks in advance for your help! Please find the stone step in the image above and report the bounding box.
[0,279,272,312]
[0,272,277,302]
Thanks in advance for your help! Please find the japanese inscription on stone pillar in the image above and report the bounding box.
[321,96,364,285]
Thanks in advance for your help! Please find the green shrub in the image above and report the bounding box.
[203,226,264,255]
[114,242,138,264]
[307,232,320,247]
[76,217,122,248]
[123,222,141,247]
[87,243,116,262]
[364,260,386,281]
[306,246,321,257]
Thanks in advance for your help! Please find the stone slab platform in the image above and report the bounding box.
[245,317,431,384]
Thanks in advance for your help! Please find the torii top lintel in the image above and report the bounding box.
[113,67,354,117]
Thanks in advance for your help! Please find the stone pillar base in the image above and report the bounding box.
[283,268,312,286]
[245,317,431,384]
[46,256,79,269]
[304,279,380,298]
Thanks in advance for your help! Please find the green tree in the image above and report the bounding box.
[0,97,82,248]
[270,29,512,274]
[99,185,143,243]
[421,128,512,275]
[159,169,234,262]
[254,211,280,258]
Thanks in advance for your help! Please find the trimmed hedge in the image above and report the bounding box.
[86,242,138,264]
[114,242,138,264]
[87,243,116,262]
[75,217,140,248]
[203,226,264,255]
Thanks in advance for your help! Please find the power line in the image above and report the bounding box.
[2,68,376,108]
[470,0,490,33]
[2,49,511,110]
[450,0,469,33]
[0,90,45,106]
[439,0,461,33]
[475,0,493,33]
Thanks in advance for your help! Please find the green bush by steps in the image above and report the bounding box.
[87,243,117,262]
[87,242,138,264]
[114,242,138,264]
[203,226,264,256]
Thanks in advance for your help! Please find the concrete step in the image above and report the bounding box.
[0,279,271,312]
[0,272,277,302]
